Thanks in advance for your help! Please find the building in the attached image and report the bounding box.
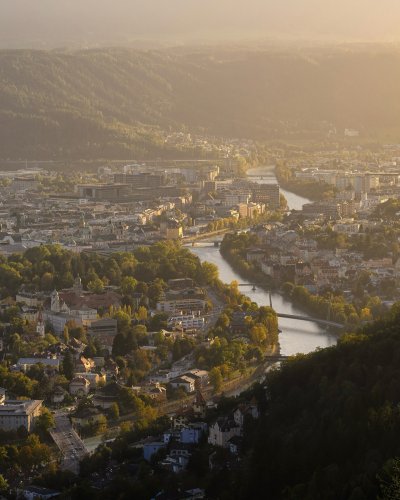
[73,372,105,389]
[76,183,131,201]
[184,369,209,387]
[251,184,280,209]
[156,289,207,314]
[208,417,241,447]
[160,219,183,240]
[71,407,104,429]
[143,442,166,462]
[167,314,205,331]
[87,318,118,351]
[170,375,196,393]
[69,376,91,397]
[44,290,97,334]
[0,399,43,431]
[237,202,266,219]
[16,358,60,372]
[114,172,166,189]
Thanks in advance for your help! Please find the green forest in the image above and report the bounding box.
[3,47,400,158]
[204,306,400,499]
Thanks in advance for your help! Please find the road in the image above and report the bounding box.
[50,410,89,474]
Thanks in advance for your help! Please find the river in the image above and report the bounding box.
[191,165,337,356]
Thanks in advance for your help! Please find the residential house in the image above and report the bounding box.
[208,417,241,448]
[143,442,166,462]
[69,376,90,397]
[170,375,196,393]
[71,406,104,429]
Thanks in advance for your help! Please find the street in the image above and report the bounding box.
[50,410,89,474]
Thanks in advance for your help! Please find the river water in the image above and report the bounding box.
[191,165,337,356]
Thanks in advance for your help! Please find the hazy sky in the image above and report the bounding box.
[2,0,400,47]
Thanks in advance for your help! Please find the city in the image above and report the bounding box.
[2,1,400,498]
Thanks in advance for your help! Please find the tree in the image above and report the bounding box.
[379,458,400,500]
[120,276,137,296]
[35,407,55,434]
[109,403,120,421]
[87,278,104,294]
[113,310,131,332]
[136,306,148,323]
[63,325,70,344]
[199,261,219,285]
[0,474,8,492]
[209,367,223,393]
[250,324,268,346]
[62,351,74,380]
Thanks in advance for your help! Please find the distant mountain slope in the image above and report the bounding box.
[1,47,400,158]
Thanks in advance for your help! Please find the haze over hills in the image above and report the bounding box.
[2,46,400,159]
[1,0,400,48]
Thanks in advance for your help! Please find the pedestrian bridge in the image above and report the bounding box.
[236,284,345,330]
[276,313,344,329]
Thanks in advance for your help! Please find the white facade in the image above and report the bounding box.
[0,400,43,432]
[167,314,205,330]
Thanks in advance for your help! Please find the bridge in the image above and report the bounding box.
[236,284,345,329]
[264,355,289,362]
[276,313,344,329]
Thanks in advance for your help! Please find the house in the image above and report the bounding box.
[173,414,189,430]
[69,376,90,397]
[71,406,104,429]
[75,356,95,373]
[143,442,166,462]
[233,400,259,430]
[208,417,241,448]
[141,383,167,403]
[51,386,67,404]
[170,376,196,393]
[180,423,207,444]
[192,390,207,419]
[169,442,192,460]
[93,382,122,409]
[184,369,209,387]
[74,372,106,389]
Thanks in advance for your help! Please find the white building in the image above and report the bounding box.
[0,399,43,432]
[208,418,241,447]
[167,314,205,330]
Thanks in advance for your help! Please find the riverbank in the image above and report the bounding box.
[275,163,336,201]
[219,231,363,328]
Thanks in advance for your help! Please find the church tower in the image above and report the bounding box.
[36,309,45,338]
[73,275,83,295]
[51,290,60,313]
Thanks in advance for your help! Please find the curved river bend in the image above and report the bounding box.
[191,166,337,356]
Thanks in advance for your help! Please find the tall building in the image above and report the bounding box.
[36,309,45,338]
[251,184,280,209]
[114,172,166,189]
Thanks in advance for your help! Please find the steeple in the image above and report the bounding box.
[51,290,60,313]
[73,275,83,295]
[36,308,45,338]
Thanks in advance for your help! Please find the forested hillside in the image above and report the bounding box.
[217,307,400,499]
[2,46,400,158]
